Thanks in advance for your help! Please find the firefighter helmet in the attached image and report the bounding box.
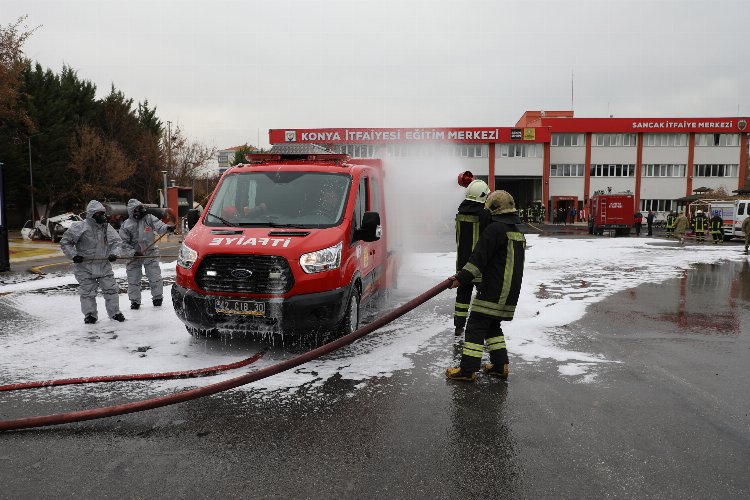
[465,180,490,203]
[486,190,517,215]
[696,209,703,215]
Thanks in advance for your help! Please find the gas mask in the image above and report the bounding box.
[92,211,108,224]
[133,206,147,220]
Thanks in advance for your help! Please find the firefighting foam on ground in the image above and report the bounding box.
[1,234,744,395]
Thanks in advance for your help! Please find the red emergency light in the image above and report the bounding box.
[457,170,474,187]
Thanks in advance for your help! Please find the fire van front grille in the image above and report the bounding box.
[196,255,294,293]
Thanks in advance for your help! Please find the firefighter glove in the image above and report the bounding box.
[108,254,117,262]
[72,255,84,263]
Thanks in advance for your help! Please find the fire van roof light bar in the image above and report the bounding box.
[243,153,350,165]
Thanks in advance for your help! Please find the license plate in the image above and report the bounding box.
[215,299,266,316]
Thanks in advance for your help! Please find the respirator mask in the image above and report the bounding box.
[92,211,108,224]
[133,206,147,220]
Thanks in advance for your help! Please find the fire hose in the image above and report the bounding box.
[0,351,266,392]
[0,278,453,432]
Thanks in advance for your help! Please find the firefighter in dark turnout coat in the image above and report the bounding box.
[447,190,526,382]
[692,209,707,243]
[454,179,492,335]
[710,211,724,244]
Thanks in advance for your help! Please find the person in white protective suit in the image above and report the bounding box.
[118,199,174,309]
[60,200,125,324]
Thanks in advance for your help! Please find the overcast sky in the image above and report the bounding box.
[5,0,750,150]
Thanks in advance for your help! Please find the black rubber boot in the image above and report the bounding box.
[152,298,163,307]
[130,301,140,310]
[84,314,97,324]
[112,313,126,322]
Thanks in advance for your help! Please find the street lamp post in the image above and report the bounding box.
[27,133,42,222]
[0,161,10,272]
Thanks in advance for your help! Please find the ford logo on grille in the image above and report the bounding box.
[230,268,253,279]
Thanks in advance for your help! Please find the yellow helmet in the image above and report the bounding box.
[486,190,517,215]
[465,179,490,203]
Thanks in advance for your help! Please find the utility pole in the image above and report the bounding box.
[166,120,172,180]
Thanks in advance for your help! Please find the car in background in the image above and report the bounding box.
[21,212,83,242]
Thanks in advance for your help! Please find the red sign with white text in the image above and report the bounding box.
[269,127,551,144]
[539,117,749,133]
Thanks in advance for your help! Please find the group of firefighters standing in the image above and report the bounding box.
[663,210,727,246]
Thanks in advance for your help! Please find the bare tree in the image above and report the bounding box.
[0,16,38,132]
[163,123,216,186]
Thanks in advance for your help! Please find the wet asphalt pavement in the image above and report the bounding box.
[1,233,749,499]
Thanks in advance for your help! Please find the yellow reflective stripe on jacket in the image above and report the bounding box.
[507,231,526,245]
[497,239,515,307]
[463,261,481,277]
[463,341,484,358]
[455,302,470,310]
[470,304,515,318]
[456,214,482,250]
[471,299,516,312]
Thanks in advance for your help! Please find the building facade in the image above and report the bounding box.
[269,111,749,221]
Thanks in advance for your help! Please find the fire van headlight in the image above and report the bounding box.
[300,242,342,274]
[177,242,199,269]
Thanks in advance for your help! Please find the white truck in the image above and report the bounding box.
[708,199,750,240]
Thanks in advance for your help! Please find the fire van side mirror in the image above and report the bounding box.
[186,209,201,230]
[356,211,381,242]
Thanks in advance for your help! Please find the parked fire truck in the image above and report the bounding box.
[587,191,635,236]
[172,149,396,338]
[708,199,750,240]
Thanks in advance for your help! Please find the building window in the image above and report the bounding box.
[452,144,488,158]
[590,164,636,177]
[333,144,376,158]
[644,133,687,147]
[695,134,740,147]
[640,199,676,212]
[594,134,637,147]
[692,164,738,177]
[551,133,585,147]
[642,164,687,177]
[497,143,541,158]
[385,145,408,157]
[550,164,585,177]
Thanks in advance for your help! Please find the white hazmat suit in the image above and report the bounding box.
[60,200,123,321]
[118,199,171,307]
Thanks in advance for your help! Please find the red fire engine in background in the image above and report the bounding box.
[587,191,635,236]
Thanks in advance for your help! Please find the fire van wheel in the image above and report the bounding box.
[185,325,219,337]
[338,286,361,336]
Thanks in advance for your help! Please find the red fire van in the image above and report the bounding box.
[172,151,395,337]
[588,192,635,236]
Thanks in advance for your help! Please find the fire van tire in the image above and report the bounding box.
[339,285,361,336]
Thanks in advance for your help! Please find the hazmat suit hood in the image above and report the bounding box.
[86,200,107,220]
[127,199,144,218]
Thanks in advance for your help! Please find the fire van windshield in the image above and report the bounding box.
[206,171,352,228]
